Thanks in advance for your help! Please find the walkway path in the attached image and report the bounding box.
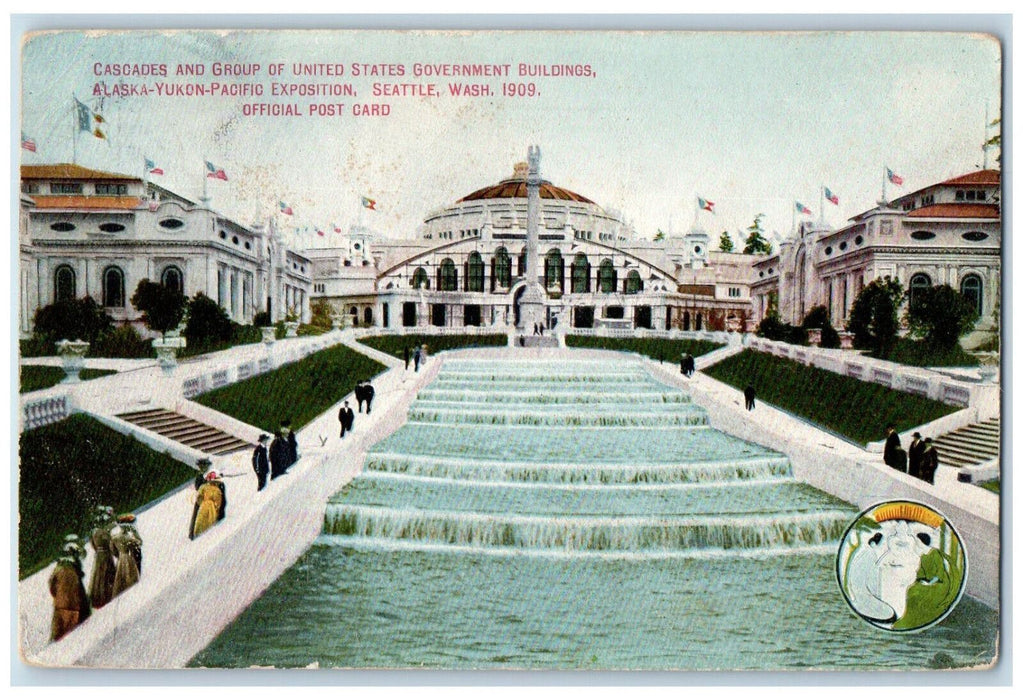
[17,342,1000,668]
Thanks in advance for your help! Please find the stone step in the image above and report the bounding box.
[116,408,253,458]
[934,435,1000,455]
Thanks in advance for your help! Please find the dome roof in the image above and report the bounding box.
[458,162,595,204]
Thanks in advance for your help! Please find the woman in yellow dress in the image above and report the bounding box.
[189,471,225,540]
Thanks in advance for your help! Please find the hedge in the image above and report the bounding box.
[564,335,724,362]
[193,344,386,432]
[19,367,117,394]
[358,333,508,359]
[703,349,959,446]
[18,414,196,579]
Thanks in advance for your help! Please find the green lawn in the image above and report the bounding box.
[358,333,508,359]
[979,479,1000,494]
[193,344,387,432]
[565,335,724,361]
[19,366,117,393]
[703,350,959,446]
[18,414,196,579]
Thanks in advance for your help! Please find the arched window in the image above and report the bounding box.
[494,247,512,288]
[598,259,616,294]
[544,249,564,291]
[960,274,983,317]
[467,252,485,292]
[54,265,76,302]
[103,266,125,308]
[161,265,183,294]
[412,267,429,290]
[625,270,643,295]
[909,273,931,313]
[439,258,458,291]
[518,248,527,277]
[364,307,373,326]
[571,253,590,293]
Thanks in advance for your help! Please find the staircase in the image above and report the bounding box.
[931,418,1000,472]
[116,409,252,456]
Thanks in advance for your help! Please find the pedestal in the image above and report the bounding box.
[261,326,277,345]
[152,337,187,374]
[56,339,90,384]
[284,321,300,338]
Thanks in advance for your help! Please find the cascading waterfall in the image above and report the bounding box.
[327,357,856,556]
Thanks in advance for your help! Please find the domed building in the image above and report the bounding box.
[311,151,757,335]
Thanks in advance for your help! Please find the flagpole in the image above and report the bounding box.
[881,165,887,205]
[819,186,824,227]
[201,158,209,206]
[358,195,364,229]
[71,95,78,165]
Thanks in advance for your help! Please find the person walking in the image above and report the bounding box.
[252,433,270,491]
[87,505,117,609]
[190,471,226,540]
[883,425,907,472]
[744,383,756,411]
[338,400,355,439]
[413,346,422,372]
[403,346,410,370]
[363,379,375,415]
[908,432,925,480]
[921,438,940,484]
[49,535,90,642]
[110,514,143,597]
[281,419,299,469]
[355,381,367,413]
[270,430,290,480]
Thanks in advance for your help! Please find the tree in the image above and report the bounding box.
[653,229,666,242]
[32,296,113,345]
[907,285,978,352]
[802,305,841,349]
[719,231,734,253]
[130,279,186,338]
[743,214,773,255]
[309,300,335,330]
[848,276,905,359]
[184,293,233,347]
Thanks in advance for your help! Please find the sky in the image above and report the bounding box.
[19,29,1002,251]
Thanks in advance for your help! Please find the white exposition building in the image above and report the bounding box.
[19,164,313,336]
[750,170,1000,346]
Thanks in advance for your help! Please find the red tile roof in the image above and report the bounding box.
[21,163,136,181]
[459,178,595,204]
[941,169,1000,187]
[32,195,144,210]
[906,203,999,219]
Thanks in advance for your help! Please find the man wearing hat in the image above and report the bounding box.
[338,400,355,439]
[194,457,212,491]
[88,505,117,609]
[908,432,926,480]
[49,534,90,641]
[252,433,270,491]
[921,438,940,485]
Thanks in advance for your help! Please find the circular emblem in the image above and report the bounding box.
[836,500,967,632]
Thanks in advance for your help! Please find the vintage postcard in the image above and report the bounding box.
[14,24,1004,675]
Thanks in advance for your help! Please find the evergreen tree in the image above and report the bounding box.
[848,276,905,358]
[742,214,773,255]
[719,231,734,252]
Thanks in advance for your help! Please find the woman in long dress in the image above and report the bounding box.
[190,472,225,540]
[111,514,143,597]
[88,506,117,609]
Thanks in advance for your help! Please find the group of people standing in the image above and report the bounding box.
[251,420,299,491]
[884,426,940,484]
[679,353,695,378]
[50,506,143,642]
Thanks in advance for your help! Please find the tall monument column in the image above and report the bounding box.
[518,145,546,334]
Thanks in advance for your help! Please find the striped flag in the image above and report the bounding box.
[145,157,164,175]
[21,132,36,152]
[361,196,377,210]
[697,196,715,213]
[796,202,812,216]
[74,97,105,139]
[333,223,342,233]
[824,187,839,205]
[279,201,293,215]
[316,227,325,237]
[886,167,904,186]
[205,160,228,181]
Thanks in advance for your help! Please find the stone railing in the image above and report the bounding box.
[22,393,72,431]
[745,336,993,411]
[564,327,738,345]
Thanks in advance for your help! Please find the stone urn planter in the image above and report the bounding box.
[284,321,300,338]
[976,352,999,383]
[260,326,277,345]
[153,336,187,374]
[331,314,343,331]
[56,339,90,384]
[806,328,822,347]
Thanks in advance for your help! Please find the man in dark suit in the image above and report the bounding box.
[883,425,906,472]
[281,419,298,469]
[338,400,355,439]
[355,381,367,413]
[744,383,756,410]
[270,430,290,479]
[252,433,270,491]
[921,438,939,484]
[362,380,375,414]
[908,432,925,479]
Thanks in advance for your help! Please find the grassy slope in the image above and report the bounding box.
[18,414,196,578]
[358,333,508,359]
[565,335,724,361]
[193,344,386,432]
[19,366,117,394]
[703,349,959,446]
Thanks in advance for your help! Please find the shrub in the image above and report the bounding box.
[32,296,113,345]
[802,305,841,349]
[564,335,723,361]
[130,279,186,337]
[359,333,508,359]
[184,293,234,348]
[848,276,904,359]
[907,284,978,352]
[91,324,153,358]
[253,311,272,327]
[757,315,808,345]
